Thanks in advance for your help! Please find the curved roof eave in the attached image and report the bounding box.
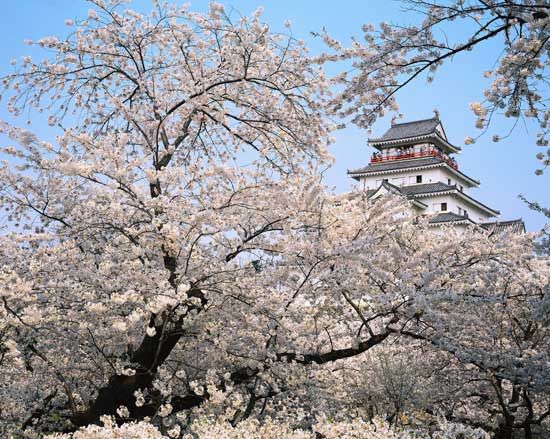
[368,133,461,154]
[412,189,499,217]
[348,162,480,187]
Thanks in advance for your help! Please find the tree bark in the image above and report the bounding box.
[71,300,390,427]
[493,422,514,439]
[71,289,206,427]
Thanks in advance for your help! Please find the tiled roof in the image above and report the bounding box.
[370,117,441,143]
[368,117,461,153]
[428,212,472,224]
[348,157,443,175]
[348,157,480,187]
[366,180,499,217]
[480,219,525,234]
[400,182,454,196]
[456,190,500,216]
[406,183,499,216]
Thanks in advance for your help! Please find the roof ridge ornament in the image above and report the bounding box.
[433,108,440,119]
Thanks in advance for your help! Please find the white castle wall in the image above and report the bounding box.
[358,167,469,192]
[420,194,493,222]
[357,168,494,223]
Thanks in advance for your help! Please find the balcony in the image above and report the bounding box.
[370,149,458,170]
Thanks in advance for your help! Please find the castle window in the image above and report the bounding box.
[416,175,422,183]
[441,202,447,211]
[459,185,464,192]
[447,178,451,185]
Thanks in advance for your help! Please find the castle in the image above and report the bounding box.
[348,114,525,233]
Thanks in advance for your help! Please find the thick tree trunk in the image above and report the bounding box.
[493,423,514,439]
[71,312,391,427]
[71,323,184,426]
[72,289,206,427]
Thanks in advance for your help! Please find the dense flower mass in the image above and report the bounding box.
[48,416,491,439]
[0,1,549,439]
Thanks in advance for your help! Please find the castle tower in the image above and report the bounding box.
[347,114,524,232]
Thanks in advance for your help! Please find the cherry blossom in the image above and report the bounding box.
[0,2,548,438]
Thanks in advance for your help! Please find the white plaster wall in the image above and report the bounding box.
[355,160,495,223]
[416,194,494,222]
[443,168,474,190]
[360,168,443,190]
[421,194,460,214]
[359,166,471,191]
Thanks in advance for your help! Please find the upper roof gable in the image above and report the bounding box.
[368,116,460,153]
[368,180,402,199]
[370,117,441,143]
[435,122,447,140]
[365,181,499,217]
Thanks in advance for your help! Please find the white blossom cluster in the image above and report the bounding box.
[48,416,490,439]
[0,1,549,438]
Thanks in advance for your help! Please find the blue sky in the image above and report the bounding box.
[0,0,548,231]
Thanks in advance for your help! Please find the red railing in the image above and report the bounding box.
[370,149,458,170]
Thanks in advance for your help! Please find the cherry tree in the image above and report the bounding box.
[332,218,549,439]
[399,233,550,439]
[0,0,333,433]
[0,2,549,439]
[0,0,406,435]
[323,0,550,174]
